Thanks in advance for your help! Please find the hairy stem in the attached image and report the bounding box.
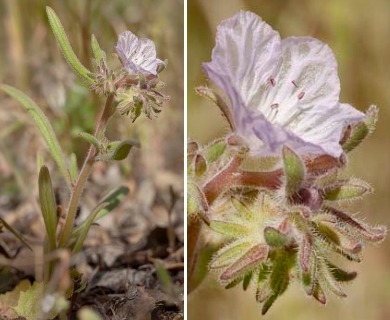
[187,218,202,292]
[59,94,114,247]
[203,159,282,206]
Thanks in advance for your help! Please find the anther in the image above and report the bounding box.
[298,92,305,100]
[271,103,279,109]
[270,78,276,87]
[291,80,298,88]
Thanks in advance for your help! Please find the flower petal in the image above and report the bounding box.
[203,10,281,129]
[115,31,162,75]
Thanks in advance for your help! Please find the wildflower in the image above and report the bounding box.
[115,31,164,76]
[203,11,365,157]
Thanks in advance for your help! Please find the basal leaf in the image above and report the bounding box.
[39,166,58,251]
[1,85,71,188]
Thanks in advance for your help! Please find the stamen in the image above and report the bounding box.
[291,80,298,88]
[298,92,305,100]
[269,78,276,87]
[271,103,279,109]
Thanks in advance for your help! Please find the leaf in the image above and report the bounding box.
[38,166,58,251]
[326,261,357,282]
[318,258,347,297]
[282,146,305,195]
[13,281,63,320]
[46,7,94,84]
[323,178,372,202]
[0,217,32,251]
[78,132,100,150]
[72,186,129,239]
[342,105,378,153]
[96,140,140,161]
[91,34,105,63]
[72,202,109,253]
[242,272,252,291]
[0,279,31,319]
[1,85,71,188]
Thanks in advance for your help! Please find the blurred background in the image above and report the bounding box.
[188,0,390,319]
[0,0,183,306]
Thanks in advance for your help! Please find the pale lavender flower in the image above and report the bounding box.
[116,31,164,76]
[203,11,365,157]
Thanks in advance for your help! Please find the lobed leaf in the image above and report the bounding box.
[1,85,71,188]
[46,7,94,84]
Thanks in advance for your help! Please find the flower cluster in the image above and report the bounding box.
[91,30,168,122]
[188,10,386,314]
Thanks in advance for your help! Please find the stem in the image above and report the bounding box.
[59,94,114,247]
[187,217,202,292]
[203,158,282,205]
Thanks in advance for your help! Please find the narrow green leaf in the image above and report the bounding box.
[262,293,278,315]
[91,34,105,63]
[242,272,252,290]
[38,166,58,251]
[225,278,243,289]
[327,261,357,282]
[46,7,94,84]
[78,132,100,150]
[318,258,347,297]
[69,153,78,182]
[0,217,32,251]
[73,202,109,253]
[72,186,129,239]
[323,178,372,202]
[1,85,71,188]
[282,146,304,195]
[155,260,173,290]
